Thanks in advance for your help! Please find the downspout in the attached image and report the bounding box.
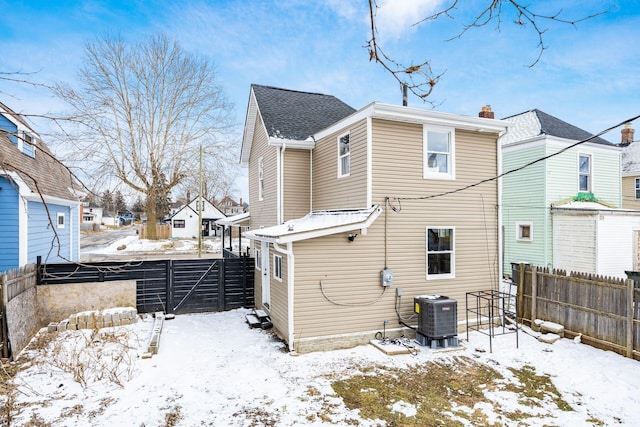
[366,117,372,207]
[281,143,287,224]
[497,129,505,280]
[276,146,282,224]
[273,241,295,352]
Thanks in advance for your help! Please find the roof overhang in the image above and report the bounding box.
[216,212,250,226]
[240,88,261,167]
[268,137,315,149]
[244,205,382,244]
[313,102,509,141]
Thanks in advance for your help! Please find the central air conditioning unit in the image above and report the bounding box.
[414,295,458,348]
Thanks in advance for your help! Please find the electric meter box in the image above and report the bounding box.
[380,268,394,287]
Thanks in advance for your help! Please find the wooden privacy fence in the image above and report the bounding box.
[139,223,171,239]
[514,264,640,360]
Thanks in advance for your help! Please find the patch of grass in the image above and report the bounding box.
[332,356,502,426]
[506,365,573,411]
[331,355,576,426]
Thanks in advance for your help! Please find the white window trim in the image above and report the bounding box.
[423,124,455,180]
[516,221,533,242]
[578,153,592,193]
[273,254,282,282]
[337,132,350,178]
[426,226,455,280]
[258,157,264,201]
[57,212,65,229]
[255,248,262,271]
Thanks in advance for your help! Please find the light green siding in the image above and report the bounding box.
[502,138,621,275]
[502,143,548,273]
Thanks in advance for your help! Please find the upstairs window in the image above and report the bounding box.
[579,154,591,192]
[635,178,640,199]
[22,132,35,158]
[338,132,350,177]
[424,125,455,179]
[173,219,185,228]
[258,157,264,201]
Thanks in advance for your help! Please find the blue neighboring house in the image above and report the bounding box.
[0,102,81,272]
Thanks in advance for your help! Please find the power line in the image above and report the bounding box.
[388,114,640,204]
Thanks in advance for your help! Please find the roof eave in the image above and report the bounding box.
[244,206,382,244]
[313,102,508,140]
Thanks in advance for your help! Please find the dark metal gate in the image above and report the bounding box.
[40,257,254,315]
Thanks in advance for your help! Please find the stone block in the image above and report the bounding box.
[121,318,131,326]
[57,319,69,332]
[102,313,112,323]
[538,333,562,344]
[47,322,58,333]
[540,321,564,337]
[111,312,121,322]
[68,314,78,325]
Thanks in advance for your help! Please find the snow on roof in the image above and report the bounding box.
[216,211,250,226]
[622,141,640,174]
[245,205,381,243]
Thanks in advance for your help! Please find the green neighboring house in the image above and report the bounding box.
[501,109,621,276]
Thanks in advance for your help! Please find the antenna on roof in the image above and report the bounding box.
[401,83,408,107]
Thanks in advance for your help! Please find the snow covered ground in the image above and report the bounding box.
[8,308,640,426]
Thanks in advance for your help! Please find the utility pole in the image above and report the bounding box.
[198,145,203,258]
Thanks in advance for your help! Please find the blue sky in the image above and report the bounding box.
[1,0,639,202]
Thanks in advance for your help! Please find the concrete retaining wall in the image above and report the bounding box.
[6,286,40,359]
[37,280,137,325]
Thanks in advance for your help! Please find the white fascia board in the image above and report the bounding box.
[245,206,382,244]
[313,102,508,141]
[268,137,315,149]
[501,135,548,152]
[240,89,261,166]
[5,173,79,206]
[545,135,621,153]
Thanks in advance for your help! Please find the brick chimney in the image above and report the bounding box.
[478,105,494,119]
[621,123,635,145]
[186,190,191,202]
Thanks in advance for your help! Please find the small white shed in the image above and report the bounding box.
[170,198,226,239]
[552,200,640,278]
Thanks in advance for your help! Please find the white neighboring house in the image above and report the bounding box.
[170,198,226,239]
[551,199,640,278]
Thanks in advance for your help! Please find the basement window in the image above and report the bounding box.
[516,222,533,241]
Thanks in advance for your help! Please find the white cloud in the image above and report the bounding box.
[373,0,446,40]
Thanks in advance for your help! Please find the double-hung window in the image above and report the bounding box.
[258,157,264,201]
[426,227,454,279]
[338,132,350,177]
[579,154,591,192]
[424,125,455,179]
[635,178,640,199]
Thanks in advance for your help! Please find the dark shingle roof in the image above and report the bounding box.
[251,84,355,141]
[0,104,80,201]
[505,109,613,145]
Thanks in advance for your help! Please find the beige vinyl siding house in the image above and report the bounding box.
[312,118,369,210]
[248,113,278,229]
[283,149,310,221]
[241,85,507,353]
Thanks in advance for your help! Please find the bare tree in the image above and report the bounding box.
[367,0,606,101]
[173,146,238,204]
[53,33,235,239]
